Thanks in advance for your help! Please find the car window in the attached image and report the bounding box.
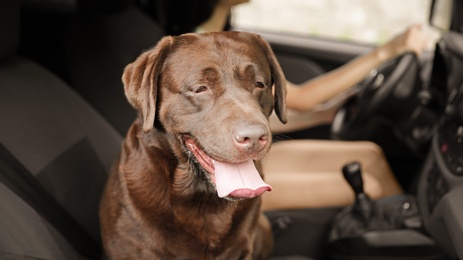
[232,0,439,46]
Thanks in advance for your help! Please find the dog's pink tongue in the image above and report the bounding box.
[213,159,272,199]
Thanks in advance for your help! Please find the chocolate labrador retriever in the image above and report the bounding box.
[99,31,287,259]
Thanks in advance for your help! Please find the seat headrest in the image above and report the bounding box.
[0,0,20,60]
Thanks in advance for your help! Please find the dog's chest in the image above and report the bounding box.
[138,203,250,259]
[172,202,239,243]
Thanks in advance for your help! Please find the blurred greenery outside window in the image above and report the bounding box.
[232,0,440,47]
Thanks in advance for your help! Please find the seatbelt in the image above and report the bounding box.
[0,144,101,259]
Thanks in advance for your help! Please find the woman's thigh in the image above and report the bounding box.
[262,171,382,210]
[264,140,385,173]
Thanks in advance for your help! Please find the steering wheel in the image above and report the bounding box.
[331,53,420,140]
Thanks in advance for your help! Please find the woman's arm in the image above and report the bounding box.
[286,24,428,112]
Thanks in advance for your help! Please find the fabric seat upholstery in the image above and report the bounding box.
[0,0,122,258]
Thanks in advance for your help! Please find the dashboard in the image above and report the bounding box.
[418,31,463,259]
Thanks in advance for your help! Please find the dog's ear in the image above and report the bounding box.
[122,36,173,132]
[254,35,287,124]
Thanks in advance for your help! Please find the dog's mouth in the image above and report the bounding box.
[182,135,272,200]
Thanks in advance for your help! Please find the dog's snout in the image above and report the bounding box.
[233,124,269,152]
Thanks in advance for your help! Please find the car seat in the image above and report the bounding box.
[0,0,122,258]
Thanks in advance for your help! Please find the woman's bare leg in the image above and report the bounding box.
[262,171,382,210]
[261,140,403,210]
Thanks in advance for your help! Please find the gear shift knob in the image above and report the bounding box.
[342,161,364,196]
[342,161,372,222]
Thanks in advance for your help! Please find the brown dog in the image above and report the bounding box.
[99,31,287,259]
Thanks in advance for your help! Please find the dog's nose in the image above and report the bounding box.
[233,124,269,152]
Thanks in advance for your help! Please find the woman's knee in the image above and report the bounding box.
[363,174,384,199]
[358,141,384,157]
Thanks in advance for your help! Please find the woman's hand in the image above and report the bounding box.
[377,24,428,62]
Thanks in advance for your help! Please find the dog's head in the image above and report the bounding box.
[123,31,287,200]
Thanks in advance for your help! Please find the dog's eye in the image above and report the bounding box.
[255,82,265,89]
[194,86,208,94]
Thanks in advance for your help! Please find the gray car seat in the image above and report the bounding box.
[0,0,122,258]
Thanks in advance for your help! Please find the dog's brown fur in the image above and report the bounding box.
[99,31,287,259]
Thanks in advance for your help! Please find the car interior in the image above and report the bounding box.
[1,0,462,259]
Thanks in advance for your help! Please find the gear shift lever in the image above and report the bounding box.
[342,162,364,195]
[342,161,372,222]
[329,161,434,258]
